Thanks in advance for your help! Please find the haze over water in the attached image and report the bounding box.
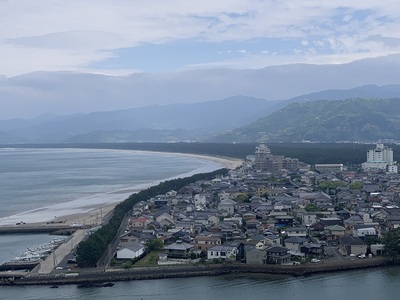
[0,148,223,225]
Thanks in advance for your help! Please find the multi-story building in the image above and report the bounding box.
[314,164,344,173]
[362,143,398,173]
[254,144,299,174]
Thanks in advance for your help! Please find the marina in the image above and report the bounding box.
[0,236,68,272]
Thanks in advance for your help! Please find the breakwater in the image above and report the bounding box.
[0,225,76,234]
[1,257,393,286]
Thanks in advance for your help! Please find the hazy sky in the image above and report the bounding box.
[2,0,400,77]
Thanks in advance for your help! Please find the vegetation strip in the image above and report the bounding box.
[76,168,229,267]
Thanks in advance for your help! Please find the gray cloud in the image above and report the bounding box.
[1,54,400,120]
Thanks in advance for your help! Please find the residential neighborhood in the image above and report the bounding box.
[114,144,400,267]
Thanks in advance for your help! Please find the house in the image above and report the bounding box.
[207,244,239,261]
[284,236,308,252]
[242,235,267,250]
[128,217,149,230]
[153,195,170,207]
[320,217,343,227]
[116,241,145,260]
[302,212,320,226]
[163,240,194,259]
[324,225,346,241]
[300,243,324,257]
[192,235,222,252]
[265,234,281,247]
[353,226,377,241]
[274,215,295,227]
[338,236,367,256]
[119,231,140,247]
[194,194,207,210]
[218,199,237,216]
[265,246,290,264]
[309,221,325,233]
[246,248,267,265]
[286,227,308,237]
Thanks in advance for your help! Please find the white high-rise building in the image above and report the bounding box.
[362,143,397,173]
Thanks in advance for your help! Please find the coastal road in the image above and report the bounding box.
[35,229,86,274]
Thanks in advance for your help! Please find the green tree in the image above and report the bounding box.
[305,203,319,212]
[146,238,164,251]
[382,228,400,260]
[234,193,249,203]
[349,182,363,190]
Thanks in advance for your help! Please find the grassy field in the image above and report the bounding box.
[133,251,160,267]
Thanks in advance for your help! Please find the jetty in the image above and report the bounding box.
[0,224,76,234]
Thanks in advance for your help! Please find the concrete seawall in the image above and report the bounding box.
[0,225,75,234]
[2,257,393,286]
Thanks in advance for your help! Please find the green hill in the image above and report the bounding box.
[209,98,400,143]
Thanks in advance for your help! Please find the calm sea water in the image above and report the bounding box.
[0,148,222,264]
[0,148,221,225]
[2,267,400,299]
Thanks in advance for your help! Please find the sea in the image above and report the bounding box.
[2,267,400,299]
[0,148,222,265]
[1,147,400,299]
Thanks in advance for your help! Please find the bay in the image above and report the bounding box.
[0,148,222,225]
[0,147,222,265]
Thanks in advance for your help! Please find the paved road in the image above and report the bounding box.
[36,229,86,274]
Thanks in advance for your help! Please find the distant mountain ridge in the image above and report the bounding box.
[2,54,400,120]
[263,84,400,115]
[0,96,273,143]
[209,98,400,143]
[2,84,400,144]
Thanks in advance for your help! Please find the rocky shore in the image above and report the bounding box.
[1,257,394,286]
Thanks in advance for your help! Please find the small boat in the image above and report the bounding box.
[102,282,114,287]
[50,285,59,289]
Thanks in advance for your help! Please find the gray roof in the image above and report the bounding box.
[266,246,289,254]
[122,241,144,252]
[285,236,308,243]
[339,236,366,246]
[164,241,194,251]
[208,245,238,252]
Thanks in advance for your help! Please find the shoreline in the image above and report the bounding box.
[0,149,243,228]
[2,257,394,286]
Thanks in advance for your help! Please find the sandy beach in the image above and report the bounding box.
[0,151,243,228]
[51,153,243,226]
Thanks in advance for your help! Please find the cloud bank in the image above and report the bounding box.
[1,1,400,76]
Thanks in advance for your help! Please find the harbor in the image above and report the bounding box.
[0,235,69,273]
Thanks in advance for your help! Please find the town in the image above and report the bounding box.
[113,143,400,267]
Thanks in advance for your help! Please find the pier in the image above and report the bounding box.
[0,224,76,234]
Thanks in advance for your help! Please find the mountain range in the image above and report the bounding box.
[209,98,400,143]
[1,84,400,144]
[2,54,400,120]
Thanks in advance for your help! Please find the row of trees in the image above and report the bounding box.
[382,228,400,260]
[16,142,400,165]
[76,168,228,267]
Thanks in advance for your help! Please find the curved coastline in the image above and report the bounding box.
[0,148,242,227]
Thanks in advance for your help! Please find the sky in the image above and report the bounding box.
[2,0,400,77]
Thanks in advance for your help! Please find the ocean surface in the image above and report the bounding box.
[0,148,222,225]
[2,267,400,299]
[0,147,222,265]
